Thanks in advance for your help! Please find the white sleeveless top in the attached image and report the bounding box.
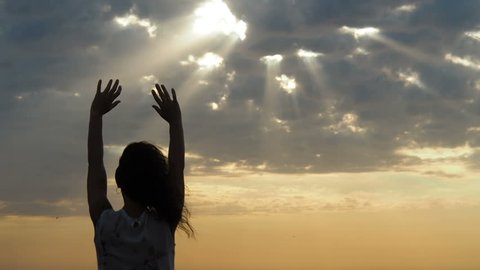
[94,208,175,270]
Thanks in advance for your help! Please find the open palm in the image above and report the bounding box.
[91,79,122,116]
[152,84,181,124]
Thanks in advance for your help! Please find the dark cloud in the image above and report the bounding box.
[411,0,480,33]
[1,0,480,216]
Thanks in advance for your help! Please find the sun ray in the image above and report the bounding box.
[339,25,441,66]
[258,54,286,159]
[259,54,284,161]
[337,26,477,125]
[367,37,475,120]
[100,16,202,83]
[372,34,442,65]
[260,54,283,118]
[297,49,337,116]
[99,0,247,89]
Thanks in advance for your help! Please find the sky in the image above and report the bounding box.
[1,0,480,269]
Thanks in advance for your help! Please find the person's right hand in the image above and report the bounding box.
[91,79,121,116]
[152,84,182,125]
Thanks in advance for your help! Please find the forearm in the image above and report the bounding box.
[87,113,107,196]
[169,121,185,168]
[168,121,185,196]
[88,113,104,166]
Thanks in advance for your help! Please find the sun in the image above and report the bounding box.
[193,0,247,40]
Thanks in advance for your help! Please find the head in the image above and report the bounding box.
[115,141,193,236]
[115,141,168,205]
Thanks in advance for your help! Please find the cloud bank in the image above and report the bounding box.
[1,0,480,216]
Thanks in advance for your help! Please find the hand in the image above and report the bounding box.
[152,84,181,124]
[91,79,121,116]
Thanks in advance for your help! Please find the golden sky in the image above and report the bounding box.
[2,172,480,270]
[2,207,479,270]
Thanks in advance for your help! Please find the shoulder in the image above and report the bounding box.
[94,208,118,231]
[89,198,113,227]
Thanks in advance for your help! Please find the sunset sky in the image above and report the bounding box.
[1,0,480,269]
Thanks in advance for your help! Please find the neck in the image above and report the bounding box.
[122,193,146,218]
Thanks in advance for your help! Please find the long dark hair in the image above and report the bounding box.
[115,141,194,237]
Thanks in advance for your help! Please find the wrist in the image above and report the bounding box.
[169,120,183,128]
[90,111,103,119]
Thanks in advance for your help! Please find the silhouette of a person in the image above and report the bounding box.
[87,79,193,270]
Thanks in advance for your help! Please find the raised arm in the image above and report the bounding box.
[88,79,121,226]
[151,84,185,223]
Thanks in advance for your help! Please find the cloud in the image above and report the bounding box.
[2,0,480,216]
[445,53,480,70]
[193,0,247,40]
[394,4,417,13]
[114,10,158,37]
[275,74,296,94]
[185,172,480,216]
[193,52,225,69]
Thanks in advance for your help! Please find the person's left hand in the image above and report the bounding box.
[152,84,182,125]
[91,79,122,116]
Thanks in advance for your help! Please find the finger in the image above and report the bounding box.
[112,86,122,100]
[161,84,171,100]
[152,105,160,112]
[110,100,121,110]
[109,79,119,95]
[104,79,113,93]
[155,84,167,101]
[151,89,162,105]
[152,89,166,111]
[152,105,162,115]
[171,88,177,101]
[97,80,102,94]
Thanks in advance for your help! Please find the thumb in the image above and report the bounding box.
[110,100,121,110]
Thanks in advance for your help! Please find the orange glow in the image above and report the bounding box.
[1,209,479,270]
